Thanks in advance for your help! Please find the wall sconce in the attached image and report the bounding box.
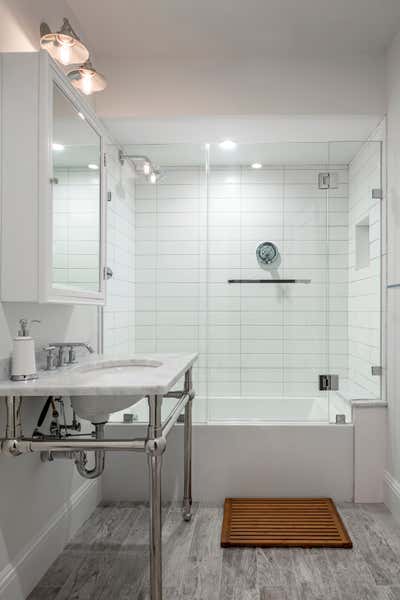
[67,60,107,95]
[40,18,89,66]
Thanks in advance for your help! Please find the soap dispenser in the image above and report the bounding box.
[11,318,40,381]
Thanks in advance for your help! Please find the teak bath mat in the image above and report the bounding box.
[221,498,352,548]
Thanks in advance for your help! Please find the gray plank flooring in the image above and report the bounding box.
[28,502,400,600]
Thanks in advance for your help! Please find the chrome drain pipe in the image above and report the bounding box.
[74,423,105,479]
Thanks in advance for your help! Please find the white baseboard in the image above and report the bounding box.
[0,479,100,600]
[384,471,400,524]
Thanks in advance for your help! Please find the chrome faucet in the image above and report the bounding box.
[48,342,95,368]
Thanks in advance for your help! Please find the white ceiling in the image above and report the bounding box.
[67,0,400,60]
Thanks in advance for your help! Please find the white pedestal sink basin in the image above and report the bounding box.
[70,359,162,423]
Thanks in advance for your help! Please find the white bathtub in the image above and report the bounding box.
[103,419,354,503]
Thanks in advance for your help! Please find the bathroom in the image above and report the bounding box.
[0,1,400,599]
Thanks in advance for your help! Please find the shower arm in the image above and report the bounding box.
[118,150,152,166]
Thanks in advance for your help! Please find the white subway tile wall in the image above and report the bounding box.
[103,146,136,354]
[53,168,100,290]
[348,141,382,398]
[134,164,350,421]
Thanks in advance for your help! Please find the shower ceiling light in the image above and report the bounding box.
[40,18,89,66]
[251,162,262,169]
[219,140,237,150]
[68,60,107,95]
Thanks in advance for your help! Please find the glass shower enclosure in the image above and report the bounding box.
[105,140,383,425]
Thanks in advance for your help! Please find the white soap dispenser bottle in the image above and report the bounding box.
[11,318,40,381]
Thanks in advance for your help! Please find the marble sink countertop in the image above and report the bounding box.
[0,353,198,397]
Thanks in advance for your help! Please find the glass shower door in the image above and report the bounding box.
[207,142,331,422]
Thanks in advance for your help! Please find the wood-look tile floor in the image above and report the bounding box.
[28,502,400,600]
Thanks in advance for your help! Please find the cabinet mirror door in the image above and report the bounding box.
[51,83,102,294]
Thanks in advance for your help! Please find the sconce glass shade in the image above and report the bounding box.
[40,19,89,66]
[67,61,107,95]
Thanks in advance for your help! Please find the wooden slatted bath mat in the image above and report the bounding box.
[221,498,352,548]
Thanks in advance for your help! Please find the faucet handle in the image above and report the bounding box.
[68,346,77,364]
[43,345,58,371]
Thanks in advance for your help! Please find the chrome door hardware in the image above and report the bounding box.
[318,172,338,190]
[336,414,346,424]
[107,191,112,202]
[319,374,339,391]
[372,189,383,200]
[104,266,113,280]
[371,366,382,376]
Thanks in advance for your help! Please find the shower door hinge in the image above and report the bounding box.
[318,172,339,190]
[319,374,339,391]
[371,366,382,376]
[107,191,112,202]
[372,188,383,200]
[103,153,107,167]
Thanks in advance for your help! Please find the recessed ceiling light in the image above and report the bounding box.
[219,140,237,150]
[52,143,64,151]
[251,162,262,169]
[88,163,99,170]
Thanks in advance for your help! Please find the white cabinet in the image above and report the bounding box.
[0,52,106,304]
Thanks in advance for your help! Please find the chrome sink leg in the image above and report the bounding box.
[182,369,193,522]
[147,395,164,600]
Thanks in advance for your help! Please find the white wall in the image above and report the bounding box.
[385,30,400,516]
[102,145,136,355]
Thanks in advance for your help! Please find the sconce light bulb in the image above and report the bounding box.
[59,43,71,66]
[81,73,93,95]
